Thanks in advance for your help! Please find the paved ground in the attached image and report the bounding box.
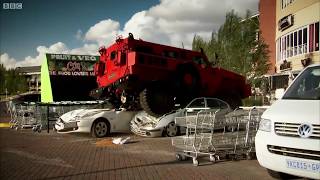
[0,127,275,180]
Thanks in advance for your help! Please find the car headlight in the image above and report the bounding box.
[140,123,157,130]
[259,118,271,132]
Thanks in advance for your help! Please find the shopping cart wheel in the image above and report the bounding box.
[37,128,41,133]
[15,126,19,131]
[192,158,199,166]
[176,153,186,161]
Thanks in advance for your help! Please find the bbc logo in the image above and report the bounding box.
[3,3,23,10]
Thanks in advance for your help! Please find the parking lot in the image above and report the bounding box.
[0,127,275,180]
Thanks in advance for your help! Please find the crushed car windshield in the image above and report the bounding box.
[283,66,320,100]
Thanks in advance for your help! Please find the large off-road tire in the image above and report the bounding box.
[139,84,174,117]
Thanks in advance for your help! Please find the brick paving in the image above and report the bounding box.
[0,127,276,180]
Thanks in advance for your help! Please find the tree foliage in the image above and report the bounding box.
[192,10,270,85]
[0,64,6,94]
[0,64,28,95]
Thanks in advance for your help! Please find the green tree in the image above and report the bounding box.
[0,64,6,94]
[192,10,270,85]
[0,64,28,95]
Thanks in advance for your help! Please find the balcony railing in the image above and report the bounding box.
[280,44,307,61]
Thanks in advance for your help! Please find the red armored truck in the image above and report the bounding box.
[92,33,251,116]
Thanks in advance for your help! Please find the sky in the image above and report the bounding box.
[0,0,259,69]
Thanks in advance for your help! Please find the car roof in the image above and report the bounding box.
[306,64,320,68]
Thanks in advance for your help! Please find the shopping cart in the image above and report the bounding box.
[173,109,219,166]
[172,106,267,166]
[7,101,18,129]
[222,106,268,160]
[7,102,42,132]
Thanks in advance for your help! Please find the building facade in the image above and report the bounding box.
[276,0,319,73]
[16,66,41,92]
[259,0,276,74]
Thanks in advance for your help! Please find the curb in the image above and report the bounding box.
[0,123,11,128]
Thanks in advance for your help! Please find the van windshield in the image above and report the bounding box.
[283,66,320,100]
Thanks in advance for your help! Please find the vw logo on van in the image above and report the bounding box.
[297,124,312,138]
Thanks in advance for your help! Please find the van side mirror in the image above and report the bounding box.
[275,88,285,99]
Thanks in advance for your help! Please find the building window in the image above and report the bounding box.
[281,0,295,9]
[276,22,319,62]
[309,22,320,52]
[316,22,319,51]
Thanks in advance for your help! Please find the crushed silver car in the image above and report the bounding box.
[130,97,232,137]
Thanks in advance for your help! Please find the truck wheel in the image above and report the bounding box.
[139,85,174,117]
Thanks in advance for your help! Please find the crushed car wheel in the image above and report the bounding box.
[164,122,179,137]
[92,119,110,138]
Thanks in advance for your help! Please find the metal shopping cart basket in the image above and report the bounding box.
[172,106,268,166]
[7,102,41,131]
[172,109,220,166]
[221,106,268,160]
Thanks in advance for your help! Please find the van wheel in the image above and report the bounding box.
[91,119,110,138]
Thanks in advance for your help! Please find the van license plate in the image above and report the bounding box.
[286,159,320,173]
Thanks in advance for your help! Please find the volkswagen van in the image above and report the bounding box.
[255,64,320,179]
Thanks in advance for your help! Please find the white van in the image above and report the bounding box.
[255,64,320,179]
